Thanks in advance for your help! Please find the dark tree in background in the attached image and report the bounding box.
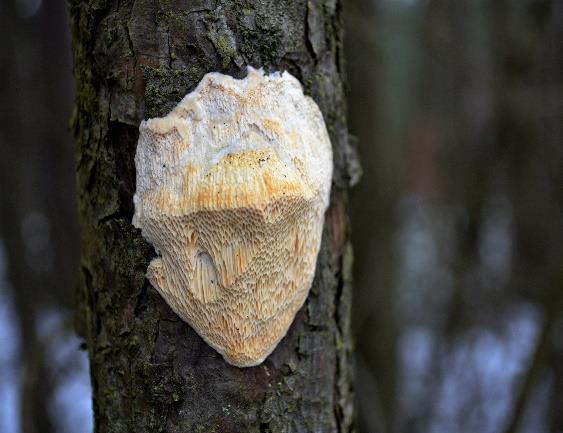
[346,1,563,432]
[0,0,80,432]
[68,0,357,431]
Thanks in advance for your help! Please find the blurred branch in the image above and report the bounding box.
[503,269,563,433]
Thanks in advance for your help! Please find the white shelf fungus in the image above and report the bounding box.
[133,67,333,367]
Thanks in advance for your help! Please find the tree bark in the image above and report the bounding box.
[68,0,357,431]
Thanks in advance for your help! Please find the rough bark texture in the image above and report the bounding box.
[68,0,358,431]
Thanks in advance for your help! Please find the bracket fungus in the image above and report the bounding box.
[133,67,333,367]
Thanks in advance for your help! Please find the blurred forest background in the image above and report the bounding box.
[0,0,562,432]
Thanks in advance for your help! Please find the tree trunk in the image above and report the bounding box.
[68,0,357,431]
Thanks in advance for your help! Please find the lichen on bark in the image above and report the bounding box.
[68,0,357,431]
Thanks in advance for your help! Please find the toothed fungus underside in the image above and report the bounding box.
[132,67,333,367]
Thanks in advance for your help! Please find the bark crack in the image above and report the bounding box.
[305,1,319,63]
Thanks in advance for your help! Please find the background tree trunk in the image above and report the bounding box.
[68,0,358,431]
[0,0,78,431]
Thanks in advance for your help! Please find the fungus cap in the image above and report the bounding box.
[133,67,333,367]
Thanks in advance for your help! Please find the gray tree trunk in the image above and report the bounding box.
[68,0,358,431]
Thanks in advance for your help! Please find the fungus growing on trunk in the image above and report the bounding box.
[133,67,333,367]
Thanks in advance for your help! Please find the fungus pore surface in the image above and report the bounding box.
[133,67,333,367]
